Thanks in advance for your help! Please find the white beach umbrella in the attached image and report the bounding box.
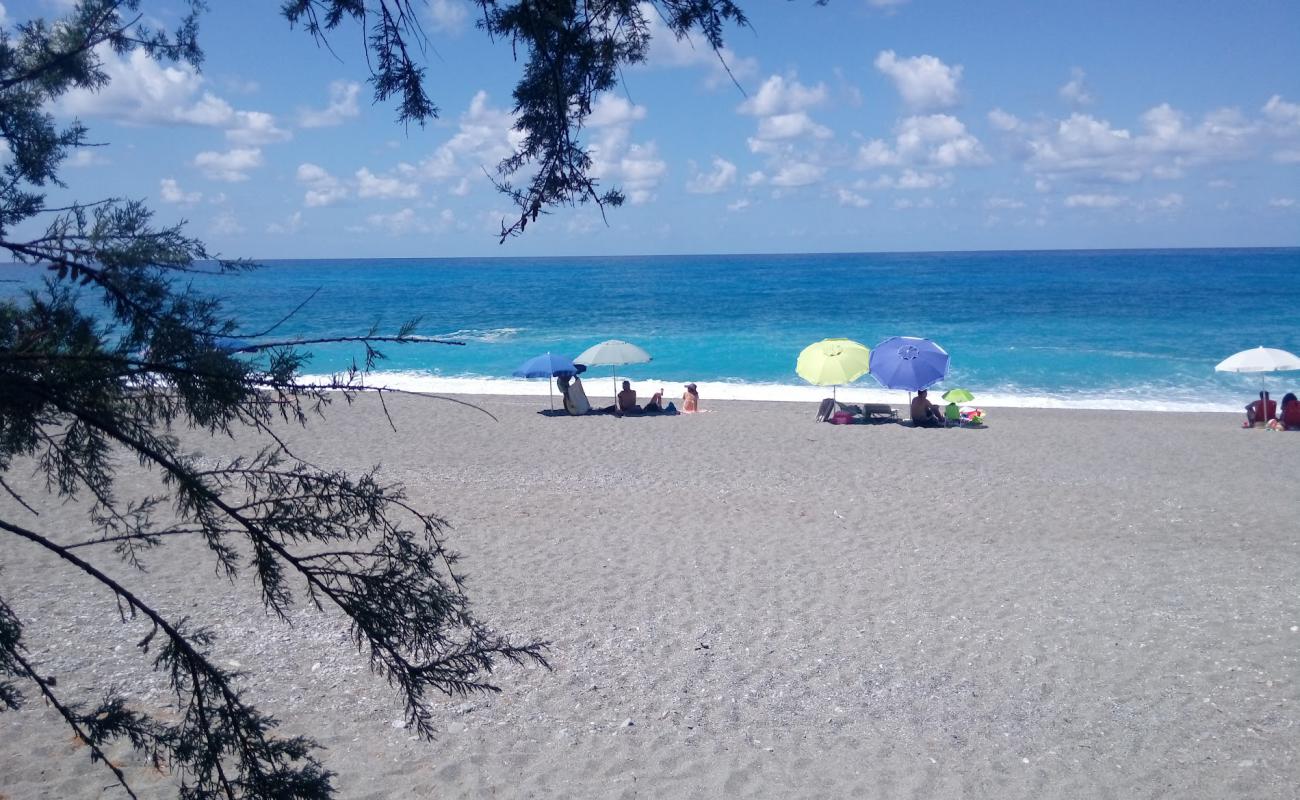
[574,339,652,397]
[1215,346,1300,414]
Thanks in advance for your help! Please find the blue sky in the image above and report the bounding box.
[6,0,1300,257]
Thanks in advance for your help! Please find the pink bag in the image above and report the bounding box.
[830,410,855,425]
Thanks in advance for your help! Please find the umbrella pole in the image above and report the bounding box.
[549,378,555,411]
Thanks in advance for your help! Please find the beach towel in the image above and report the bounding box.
[564,377,591,416]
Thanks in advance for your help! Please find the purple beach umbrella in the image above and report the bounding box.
[869,336,950,394]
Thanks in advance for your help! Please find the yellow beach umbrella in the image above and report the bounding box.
[796,338,872,400]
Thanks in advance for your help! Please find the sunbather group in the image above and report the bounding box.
[555,377,701,417]
[1244,391,1300,430]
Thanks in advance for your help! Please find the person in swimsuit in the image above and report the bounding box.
[616,380,640,415]
[682,383,699,413]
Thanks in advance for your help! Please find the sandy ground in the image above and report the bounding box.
[1,394,1298,799]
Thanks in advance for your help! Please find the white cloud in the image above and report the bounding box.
[857,114,987,169]
[1059,67,1094,108]
[66,149,108,168]
[986,196,1025,210]
[643,6,758,88]
[299,81,361,128]
[193,148,262,182]
[427,0,469,33]
[1146,192,1184,210]
[355,167,419,199]
[297,163,348,207]
[267,211,304,234]
[1269,197,1297,208]
[872,169,953,190]
[587,95,647,128]
[739,75,828,117]
[58,47,288,145]
[756,112,832,140]
[1002,104,1259,184]
[893,197,935,210]
[874,50,962,111]
[227,111,291,145]
[726,198,751,212]
[417,91,522,182]
[987,108,1022,132]
[836,188,871,208]
[770,162,824,187]
[367,208,425,235]
[159,178,201,205]
[210,211,244,235]
[1262,95,1300,127]
[868,0,911,7]
[0,4,8,27]
[1064,193,1126,209]
[685,157,737,194]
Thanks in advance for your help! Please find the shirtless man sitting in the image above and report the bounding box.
[910,389,943,428]
[616,380,640,415]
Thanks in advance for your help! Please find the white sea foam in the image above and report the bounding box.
[297,371,1241,413]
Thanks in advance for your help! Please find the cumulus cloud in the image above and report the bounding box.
[739,75,828,117]
[1064,193,1126,209]
[355,167,419,199]
[426,0,469,33]
[994,103,1261,185]
[587,95,647,128]
[58,47,289,145]
[1059,68,1094,108]
[836,188,871,208]
[159,178,201,205]
[193,148,262,182]
[756,112,832,141]
[267,211,304,235]
[297,163,348,207]
[874,50,962,111]
[643,5,758,88]
[857,114,988,171]
[685,157,737,194]
[417,91,523,182]
[299,81,361,128]
[367,208,425,235]
[872,169,953,190]
[227,111,291,145]
[1270,197,1297,208]
[726,198,751,212]
[987,108,1022,132]
[770,162,824,188]
[985,196,1026,210]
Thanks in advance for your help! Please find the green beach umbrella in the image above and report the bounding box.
[796,338,872,400]
[941,387,975,404]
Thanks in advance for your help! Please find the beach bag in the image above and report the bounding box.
[830,410,855,425]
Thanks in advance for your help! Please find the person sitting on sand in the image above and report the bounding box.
[616,380,640,415]
[644,387,665,413]
[910,389,943,428]
[682,383,699,413]
[1267,392,1300,430]
[1244,390,1277,428]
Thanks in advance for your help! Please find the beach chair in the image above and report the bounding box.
[859,403,900,422]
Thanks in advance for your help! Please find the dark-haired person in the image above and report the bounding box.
[1244,391,1277,428]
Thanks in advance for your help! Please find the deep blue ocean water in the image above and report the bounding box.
[4,248,1298,410]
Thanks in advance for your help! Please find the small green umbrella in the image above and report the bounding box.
[941,387,974,404]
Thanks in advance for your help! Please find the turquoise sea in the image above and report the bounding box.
[4,248,1299,410]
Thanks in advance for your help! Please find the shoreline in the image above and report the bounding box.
[301,372,1253,413]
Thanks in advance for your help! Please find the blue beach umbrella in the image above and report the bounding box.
[869,336,950,396]
[513,352,580,409]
